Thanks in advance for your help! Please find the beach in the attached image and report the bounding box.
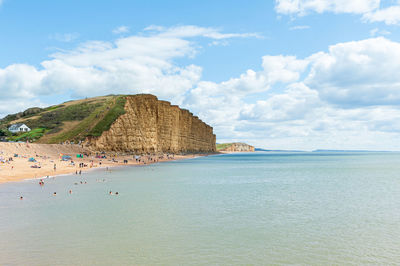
[0,142,202,184]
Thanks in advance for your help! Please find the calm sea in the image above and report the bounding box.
[0,152,399,265]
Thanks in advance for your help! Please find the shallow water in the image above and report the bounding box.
[0,152,399,265]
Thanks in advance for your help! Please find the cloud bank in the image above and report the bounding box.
[1,26,400,150]
[275,0,400,25]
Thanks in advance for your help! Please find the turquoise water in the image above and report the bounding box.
[0,152,399,265]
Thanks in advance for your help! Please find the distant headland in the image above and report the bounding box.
[217,142,255,152]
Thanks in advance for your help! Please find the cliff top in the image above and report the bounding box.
[216,142,255,152]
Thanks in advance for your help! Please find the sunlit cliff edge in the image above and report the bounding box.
[0,94,216,154]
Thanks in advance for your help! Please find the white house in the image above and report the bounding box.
[8,123,31,133]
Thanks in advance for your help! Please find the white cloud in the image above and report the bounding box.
[184,37,400,150]
[0,64,46,100]
[144,25,261,39]
[51,33,79,42]
[112,26,130,34]
[0,25,256,116]
[275,0,380,15]
[239,83,319,122]
[369,28,390,36]
[363,5,400,25]
[305,37,400,107]
[275,0,400,26]
[289,25,310,30]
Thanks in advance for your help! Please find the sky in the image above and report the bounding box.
[1,0,400,150]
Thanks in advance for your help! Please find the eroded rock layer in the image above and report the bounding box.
[221,143,255,152]
[88,94,216,153]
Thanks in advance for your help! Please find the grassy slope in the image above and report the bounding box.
[216,143,233,151]
[0,95,127,144]
[7,128,47,142]
[87,96,127,137]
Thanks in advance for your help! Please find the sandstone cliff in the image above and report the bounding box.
[217,142,255,152]
[87,94,216,154]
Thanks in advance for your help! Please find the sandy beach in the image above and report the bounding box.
[0,142,203,184]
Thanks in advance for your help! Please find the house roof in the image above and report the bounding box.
[8,123,28,130]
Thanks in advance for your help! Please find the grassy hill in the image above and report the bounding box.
[216,143,234,151]
[0,95,127,143]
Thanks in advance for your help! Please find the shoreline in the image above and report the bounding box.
[0,142,214,185]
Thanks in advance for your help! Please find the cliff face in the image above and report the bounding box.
[88,94,216,154]
[219,143,255,152]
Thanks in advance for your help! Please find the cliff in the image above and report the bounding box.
[217,142,255,152]
[87,94,216,154]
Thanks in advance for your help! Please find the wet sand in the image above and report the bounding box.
[0,142,204,184]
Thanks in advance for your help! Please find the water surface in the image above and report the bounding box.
[0,152,399,265]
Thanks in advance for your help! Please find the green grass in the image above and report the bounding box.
[8,128,47,142]
[87,96,127,137]
[2,95,128,144]
[47,98,116,143]
[25,101,104,133]
[216,143,233,151]
[44,105,64,111]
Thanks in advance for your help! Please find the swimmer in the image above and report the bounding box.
[69,190,72,194]
[109,191,112,195]
[115,192,119,195]
[53,192,57,196]
[20,196,23,200]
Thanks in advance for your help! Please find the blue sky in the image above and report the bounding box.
[1,0,400,150]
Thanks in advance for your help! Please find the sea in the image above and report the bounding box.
[0,152,399,265]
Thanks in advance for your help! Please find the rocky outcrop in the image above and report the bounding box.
[219,143,255,152]
[87,94,216,154]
